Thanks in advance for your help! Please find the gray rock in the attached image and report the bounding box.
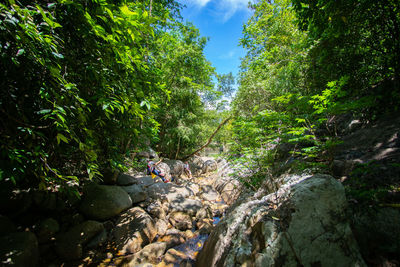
[121,184,147,204]
[0,232,38,266]
[146,183,192,202]
[168,211,192,231]
[169,198,202,217]
[55,220,104,260]
[117,173,137,186]
[80,184,132,220]
[197,174,366,267]
[124,242,167,266]
[213,176,242,205]
[202,159,218,174]
[136,175,157,187]
[199,185,219,202]
[164,160,185,178]
[113,207,157,254]
[138,147,158,160]
[155,219,169,236]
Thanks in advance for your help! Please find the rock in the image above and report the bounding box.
[352,207,400,259]
[164,160,185,178]
[199,185,219,202]
[55,220,104,260]
[213,175,242,205]
[86,229,108,248]
[169,198,202,217]
[196,219,214,235]
[202,159,218,174]
[101,168,119,185]
[138,147,158,160]
[158,231,186,249]
[37,218,59,243]
[183,182,200,195]
[147,200,166,219]
[121,184,148,204]
[197,174,366,267]
[136,175,157,187]
[155,219,169,236]
[0,231,39,266]
[146,183,192,202]
[163,248,189,265]
[168,211,192,231]
[195,206,213,221]
[79,183,132,220]
[117,173,137,186]
[113,207,157,254]
[124,242,167,266]
[0,215,16,235]
[32,191,61,211]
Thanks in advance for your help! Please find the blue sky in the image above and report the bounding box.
[177,0,253,79]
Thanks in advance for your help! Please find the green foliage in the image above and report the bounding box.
[0,0,193,193]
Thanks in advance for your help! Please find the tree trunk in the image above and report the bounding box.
[181,116,232,160]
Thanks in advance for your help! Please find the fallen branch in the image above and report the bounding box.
[181,116,232,160]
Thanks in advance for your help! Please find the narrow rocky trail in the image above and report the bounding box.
[63,156,240,267]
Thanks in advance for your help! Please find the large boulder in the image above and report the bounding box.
[121,184,147,204]
[138,147,159,159]
[113,207,157,254]
[80,184,132,220]
[0,215,17,235]
[117,173,137,186]
[55,220,104,260]
[197,174,366,267]
[36,218,60,243]
[202,159,218,174]
[0,232,39,266]
[164,160,185,178]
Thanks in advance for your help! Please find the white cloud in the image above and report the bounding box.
[183,0,251,22]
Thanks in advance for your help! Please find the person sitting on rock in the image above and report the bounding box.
[183,161,192,178]
[147,159,169,183]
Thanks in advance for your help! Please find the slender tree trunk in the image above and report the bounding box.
[181,116,232,160]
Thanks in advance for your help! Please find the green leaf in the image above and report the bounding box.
[56,133,69,144]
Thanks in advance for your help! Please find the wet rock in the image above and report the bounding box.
[121,184,147,204]
[197,174,366,267]
[113,207,157,254]
[117,173,137,186]
[202,159,218,174]
[79,183,132,220]
[158,231,186,250]
[0,231,39,266]
[163,248,189,265]
[55,220,104,260]
[37,218,59,243]
[168,211,192,231]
